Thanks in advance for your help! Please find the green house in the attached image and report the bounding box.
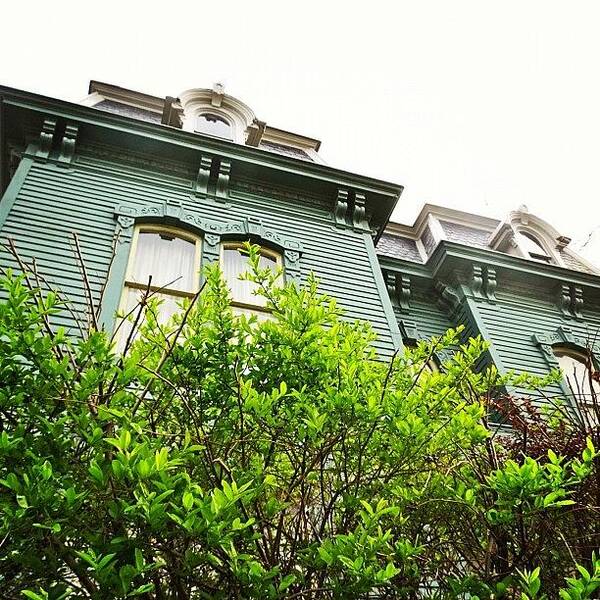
[1,81,599,413]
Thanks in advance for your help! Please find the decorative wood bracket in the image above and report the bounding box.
[557,283,583,320]
[384,270,411,312]
[333,187,371,232]
[215,158,231,202]
[57,123,79,167]
[463,263,497,303]
[399,319,420,345]
[35,118,57,162]
[352,192,367,231]
[435,280,461,315]
[28,118,80,167]
[399,318,453,364]
[486,267,497,302]
[192,155,231,202]
[334,189,349,228]
[194,155,213,197]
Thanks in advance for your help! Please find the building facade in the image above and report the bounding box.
[1,82,599,411]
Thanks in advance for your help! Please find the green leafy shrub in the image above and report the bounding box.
[0,243,598,599]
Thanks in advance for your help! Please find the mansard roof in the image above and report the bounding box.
[82,81,323,164]
[379,204,599,276]
[0,83,403,243]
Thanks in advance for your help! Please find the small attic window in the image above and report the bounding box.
[195,113,233,140]
[519,231,553,263]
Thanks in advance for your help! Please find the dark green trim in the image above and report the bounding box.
[0,153,34,229]
[98,231,132,333]
[364,233,403,351]
[0,86,402,195]
[0,97,5,195]
[378,255,431,280]
[380,240,600,290]
[458,291,508,375]
[432,242,600,289]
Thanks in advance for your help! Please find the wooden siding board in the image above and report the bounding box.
[0,157,397,356]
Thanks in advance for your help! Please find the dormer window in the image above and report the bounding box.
[518,231,553,263]
[195,113,233,140]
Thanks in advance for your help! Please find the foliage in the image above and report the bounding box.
[0,243,599,599]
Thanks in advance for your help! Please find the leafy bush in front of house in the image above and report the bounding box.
[0,243,599,599]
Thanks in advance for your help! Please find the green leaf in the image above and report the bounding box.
[318,547,333,565]
[182,491,194,511]
[129,583,155,596]
[278,574,296,592]
[88,460,104,484]
[22,591,48,600]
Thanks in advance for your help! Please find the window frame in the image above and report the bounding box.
[118,224,202,319]
[552,345,600,405]
[220,241,282,315]
[194,112,234,140]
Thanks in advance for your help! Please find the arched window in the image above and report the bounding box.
[195,113,233,140]
[221,243,281,318]
[118,226,202,344]
[519,231,553,263]
[553,346,600,403]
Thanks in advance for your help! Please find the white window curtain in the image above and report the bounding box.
[556,351,600,401]
[222,247,277,307]
[117,229,200,350]
[130,232,196,292]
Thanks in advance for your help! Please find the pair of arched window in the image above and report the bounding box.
[118,225,280,341]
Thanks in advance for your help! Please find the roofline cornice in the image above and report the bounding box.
[379,240,600,289]
[0,85,401,196]
[387,203,500,238]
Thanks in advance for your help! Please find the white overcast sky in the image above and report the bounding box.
[2,1,599,249]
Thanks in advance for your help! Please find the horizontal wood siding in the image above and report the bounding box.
[0,153,396,355]
[477,280,600,401]
[395,281,456,340]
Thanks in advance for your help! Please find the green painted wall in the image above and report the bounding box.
[0,145,398,356]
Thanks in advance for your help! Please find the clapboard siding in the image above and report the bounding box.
[0,156,397,356]
[477,282,600,400]
[396,281,456,340]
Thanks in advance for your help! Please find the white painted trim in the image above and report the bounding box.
[79,92,104,107]
[426,214,447,245]
[415,238,428,262]
[561,247,600,275]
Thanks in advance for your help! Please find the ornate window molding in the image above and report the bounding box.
[113,202,303,282]
[532,325,600,402]
[489,205,567,267]
[179,85,256,144]
[532,325,598,357]
[101,201,304,333]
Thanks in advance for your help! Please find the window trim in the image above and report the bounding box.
[194,112,234,140]
[220,241,282,314]
[552,345,600,405]
[119,223,202,313]
[516,230,555,264]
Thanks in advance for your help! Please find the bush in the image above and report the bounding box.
[0,243,598,599]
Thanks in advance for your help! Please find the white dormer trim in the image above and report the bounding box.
[490,206,568,266]
[80,82,165,116]
[178,85,256,144]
